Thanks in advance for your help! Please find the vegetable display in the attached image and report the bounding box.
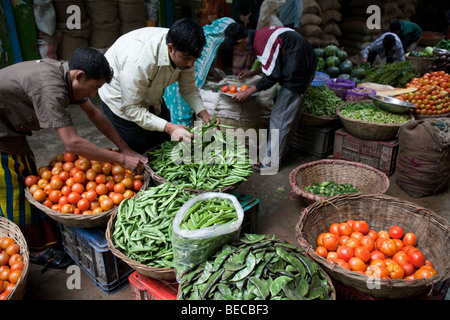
[304,181,359,197]
[112,183,193,268]
[0,237,24,300]
[363,61,416,88]
[179,197,238,231]
[178,233,334,300]
[24,151,144,215]
[316,220,437,280]
[340,101,411,124]
[303,86,343,116]
[148,117,253,190]
[398,71,450,116]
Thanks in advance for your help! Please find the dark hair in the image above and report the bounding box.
[382,34,396,50]
[68,47,114,83]
[224,23,248,49]
[389,20,402,32]
[166,18,206,58]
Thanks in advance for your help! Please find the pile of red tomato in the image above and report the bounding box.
[25,151,144,215]
[316,220,437,280]
[398,71,450,116]
[220,84,249,94]
[0,237,24,300]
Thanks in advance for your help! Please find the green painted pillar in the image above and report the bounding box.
[11,0,40,61]
[0,4,15,68]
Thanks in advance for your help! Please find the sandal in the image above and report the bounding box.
[30,247,73,272]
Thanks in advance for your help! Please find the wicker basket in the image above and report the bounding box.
[290,159,390,205]
[295,193,450,299]
[25,165,152,228]
[0,216,29,300]
[337,104,414,141]
[418,31,445,47]
[105,207,176,281]
[299,111,340,127]
[406,56,434,75]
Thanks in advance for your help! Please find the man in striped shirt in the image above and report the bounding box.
[224,23,317,173]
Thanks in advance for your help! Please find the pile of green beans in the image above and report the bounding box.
[303,86,343,116]
[180,197,238,230]
[304,181,359,197]
[341,102,411,124]
[112,183,193,268]
[178,234,334,300]
[148,118,253,191]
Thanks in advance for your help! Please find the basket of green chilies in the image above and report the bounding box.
[147,118,254,194]
[171,192,244,279]
[106,182,194,281]
[337,101,414,141]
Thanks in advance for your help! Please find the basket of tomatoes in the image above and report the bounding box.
[397,71,450,118]
[24,151,151,228]
[295,193,450,299]
[0,216,29,300]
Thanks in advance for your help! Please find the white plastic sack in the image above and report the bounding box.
[33,0,56,36]
[171,192,244,279]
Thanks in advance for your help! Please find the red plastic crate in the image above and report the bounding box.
[129,271,178,300]
[333,128,399,175]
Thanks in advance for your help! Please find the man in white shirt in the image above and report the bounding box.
[361,32,405,65]
[99,18,216,154]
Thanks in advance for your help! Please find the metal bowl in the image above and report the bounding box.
[369,95,417,114]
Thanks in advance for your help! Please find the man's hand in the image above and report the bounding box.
[164,122,193,142]
[197,110,219,126]
[232,85,257,103]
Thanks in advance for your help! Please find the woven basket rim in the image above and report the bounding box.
[289,159,390,202]
[337,104,414,128]
[25,164,152,228]
[0,216,29,300]
[105,205,176,279]
[414,112,450,119]
[295,193,450,298]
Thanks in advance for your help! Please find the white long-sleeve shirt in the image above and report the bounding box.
[362,32,405,62]
[98,27,205,132]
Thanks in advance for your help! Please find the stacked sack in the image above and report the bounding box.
[84,0,120,50]
[338,0,383,57]
[298,0,324,48]
[317,0,342,47]
[380,0,418,31]
[118,0,146,35]
[53,0,90,60]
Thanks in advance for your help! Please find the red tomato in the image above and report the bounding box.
[63,151,77,163]
[354,246,371,262]
[24,175,38,187]
[370,250,386,262]
[352,220,369,234]
[329,223,339,236]
[367,229,379,241]
[379,239,399,257]
[336,245,354,262]
[315,246,328,258]
[401,263,415,277]
[221,85,229,93]
[322,233,339,251]
[338,222,353,236]
[67,192,81,205]
[348,257,367,272]
[132,180,143,192]
[408,249,425,268]
[365,265,389,279]
[389,226,404,239]
[360,236,375,252]
[77,199,91,212]
[333,258,351,270]
[387,263,404,279]
[339,236,349,246]
[345,238,360,249]
[402,233,418,247]
[393,251,409,266]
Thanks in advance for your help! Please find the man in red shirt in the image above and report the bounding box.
[224,23,317,173]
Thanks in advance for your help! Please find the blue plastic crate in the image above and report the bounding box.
[311,71,330,87]
[59,224,132,294]
[231,192,259,234]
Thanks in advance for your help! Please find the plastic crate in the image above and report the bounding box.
[333,128,399,175]
[129,271,178,300]
[231,192,259,234]
[290,123,342,158]
[59,224,132,294]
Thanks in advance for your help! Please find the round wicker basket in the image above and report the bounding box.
[337,104,414,141]
[299,111,340,127]
[105,207,176,281]
[25,165,152,228]
[295,193,450,299]
[0,216,29,300]
[290,159,390,205]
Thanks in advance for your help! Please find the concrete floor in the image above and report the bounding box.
[23,95,450,300]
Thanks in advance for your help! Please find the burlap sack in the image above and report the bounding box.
[396,118,450,197]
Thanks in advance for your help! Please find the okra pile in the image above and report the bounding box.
[304,181,359,197]
[148,117,253,191]
[179,197,238,230]
[112,183,193,268]
[178,234,334,300]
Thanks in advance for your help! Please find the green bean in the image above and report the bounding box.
[341,101,411,124]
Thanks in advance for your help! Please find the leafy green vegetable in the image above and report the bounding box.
[303,86,343,116]
[363,61,416,88]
